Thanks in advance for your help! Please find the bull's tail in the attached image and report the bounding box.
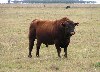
[29,19,37,39]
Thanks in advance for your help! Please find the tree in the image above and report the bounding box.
[8,0,10,4]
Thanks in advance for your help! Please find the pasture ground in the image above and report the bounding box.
[0,4,100,72]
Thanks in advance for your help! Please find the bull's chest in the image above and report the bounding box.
[59,38,70,48]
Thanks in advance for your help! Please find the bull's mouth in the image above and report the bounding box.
[66,32,75,36]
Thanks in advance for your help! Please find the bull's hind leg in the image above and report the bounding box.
[36,40,41,57]
[28,38,35,58]
[28,30,36,58]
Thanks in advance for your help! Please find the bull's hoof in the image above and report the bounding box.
[64,55,67,58]
[58,55,61,58]
[36,55,40,57]
[28,55,32,58]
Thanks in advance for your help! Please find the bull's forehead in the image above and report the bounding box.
[67,20,74,24]
[60,17,75,25]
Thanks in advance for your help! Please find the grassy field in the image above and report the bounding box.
[0,4,100,72]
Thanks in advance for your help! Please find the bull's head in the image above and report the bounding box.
[61,20,79,36]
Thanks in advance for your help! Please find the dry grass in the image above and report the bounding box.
[0,4,100,72]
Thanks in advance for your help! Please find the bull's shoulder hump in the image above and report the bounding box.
[31,19,39,23]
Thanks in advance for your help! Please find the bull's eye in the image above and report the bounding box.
[65,26,68,29]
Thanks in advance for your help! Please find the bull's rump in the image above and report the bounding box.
[36,20,57,45]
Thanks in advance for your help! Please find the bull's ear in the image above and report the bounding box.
[74,22,79,26]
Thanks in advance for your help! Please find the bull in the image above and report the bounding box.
[28,17,79,58]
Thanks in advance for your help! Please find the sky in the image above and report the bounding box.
[0,0,100,4]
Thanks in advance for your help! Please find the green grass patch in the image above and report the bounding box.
[94,62,100,68]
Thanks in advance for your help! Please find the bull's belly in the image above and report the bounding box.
[43,41,54,45]
[42,39,54,45]
[37,35,55,45]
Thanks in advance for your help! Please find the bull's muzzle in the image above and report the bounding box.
[70,32,75,35]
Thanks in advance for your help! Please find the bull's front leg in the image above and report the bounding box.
[64,48,67,58]
[55,43,61,58]
[64,38,70,58]
[64,43,69,58]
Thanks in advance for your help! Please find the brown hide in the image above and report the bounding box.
[29,17,70,45]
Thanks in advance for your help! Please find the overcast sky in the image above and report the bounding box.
[0,0,100,4]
